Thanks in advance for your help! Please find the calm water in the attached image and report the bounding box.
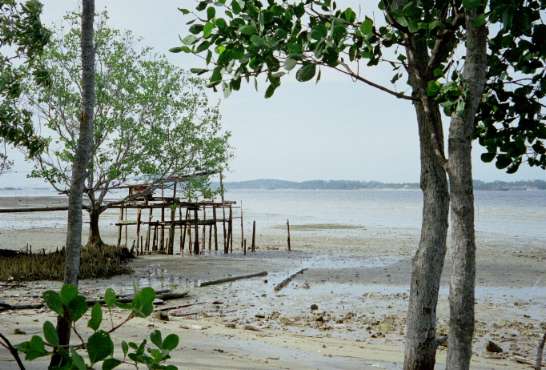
[0,188,545,241]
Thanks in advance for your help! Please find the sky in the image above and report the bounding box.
[1,0,544,187]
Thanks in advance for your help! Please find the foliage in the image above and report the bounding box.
[26,11,231,212]
[173,0,545,173]
[0,0,50,158]
[0,245,133,281]
[14,285,179,369]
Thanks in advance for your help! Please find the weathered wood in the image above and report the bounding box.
[287,219,291,252]
[202,206,206,252]
[136,208,142,253]
[168,204,176,255]
[213,206,218,251]
[240,201,244,250]
[145,207,153,253]
[273,268,307,292]
[117,207,123,247]
[193,207,199,255]
[536,332,546,370]
[199,271,268,287]
[0,206,71,213]
[152,222,158,252]
[208,224,212,252]
[228,205,233,253]
[251,220,256,252]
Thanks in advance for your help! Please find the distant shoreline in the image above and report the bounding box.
[217,179,546,191]
[2,179,546,193]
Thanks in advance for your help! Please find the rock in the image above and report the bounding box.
[212,300,224,305]
[243,324,261,332]
[225,323,236,329]
[486,340,503,353]
[153,311,169,321]
[310,303,319,311]
[255,314,266,319]
[13,328,26,335]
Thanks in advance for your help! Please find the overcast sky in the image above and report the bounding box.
[1,0,544,187]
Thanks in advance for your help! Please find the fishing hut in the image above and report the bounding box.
[110,175,242,256]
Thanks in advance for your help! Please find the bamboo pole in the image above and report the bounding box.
[287,219,291,252]
[240,200,244,250]
[136,208,142,255]
[251,220,256,252]
[145,207,152,253]
[212,206,218,251]
[193,207,199,255]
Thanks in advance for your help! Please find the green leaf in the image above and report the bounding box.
[68,295,88,321]
[102,358,122,370]
[178,8,191,15]
[150,330,162,348]
[87,330,114,364]
[360,17,373,36]
[88,303,103,331]
[104,288,117,308]
[43,321,59,346]
[43,291,63,315]
[426,80,441,97]
[462,0,482,9]
[239,24,257,35]
[162,334,179,351]
[121,341,129,357]
[207,7,216,19]
[190,68,209,75]
[60,284,78,304]
[295,63,316,82]
[284,58,297,71]
[169,46,190,53]
[71,349,87,370]
[250,35,265,47]
[481,152,496,162]
[17,336,48,361]
[131,287,156,317]
[472,14,487,27]
[182,35,198,45]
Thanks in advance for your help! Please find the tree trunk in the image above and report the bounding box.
[446,10,487,370]
[87,208,104,247]
[51,0,95,367]
[403,33,450,370]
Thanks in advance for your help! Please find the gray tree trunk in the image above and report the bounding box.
[403,35,450,370]
[51,0,95,367]
[446,10,487,370]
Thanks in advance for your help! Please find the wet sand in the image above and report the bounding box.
[1,196,545,369]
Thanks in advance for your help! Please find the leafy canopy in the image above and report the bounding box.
[0,0,50,160]
[26,12,231,206]
[173,0,545,173]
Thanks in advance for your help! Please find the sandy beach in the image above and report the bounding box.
[1,195,545,369]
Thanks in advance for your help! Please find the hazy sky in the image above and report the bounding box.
[2,0,544,187]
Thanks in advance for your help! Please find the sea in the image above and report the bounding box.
[0,187,545,242]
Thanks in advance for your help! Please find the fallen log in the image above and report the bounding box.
[199,271,268,287]
[0,289,188,312]
[273,268,307,292]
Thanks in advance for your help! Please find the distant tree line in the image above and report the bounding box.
[218,179,546,191]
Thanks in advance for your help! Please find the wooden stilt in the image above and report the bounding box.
[124,207,128,247]
[244,239,247,255]
[179,206,184,255]
[228,205,233,253]
[220,173,227,254]
[251,220,256,252]
[287,219,291,252]
[152,222,158,252]
[193,207,199,255]
[168,204,175,255]
[160,204,165,253]
[201,206,206,251]
[240,201,244,250]
[117,207,123,247]
[208,224,212,252]
[212,206,218,252]
[145,207,152,253]
[136,208,142,254]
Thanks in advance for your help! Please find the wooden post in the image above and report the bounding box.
[212,206,218,252]
[117,207,123,247]
[240,201,244,250]
[160,205,165,253]
[152,222,158,252]
[220,173,227,254]
[181,208,188,255]
[168,203,176,255]
[193,207,199,255]
[243,239,247,255]
[201,206,206,251]
[124,207,128,247]
[136,208,142,254]
[251,220,256,252]
[287,219,291,252]
[208,224,213,252]
[228,205,233,253]
[145,207,152,253]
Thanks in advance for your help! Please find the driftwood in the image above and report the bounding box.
[155,301,206,312]
[199,271,268,287]
[273,268,308,292]
[0,289,188,312]
[536,332,546,370]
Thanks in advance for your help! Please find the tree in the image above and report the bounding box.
[50,0,96,366]
[0,0,50,157]
[27,13,231,247]
[173,0,544,368]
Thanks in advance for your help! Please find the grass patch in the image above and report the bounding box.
[0,245,133,281]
